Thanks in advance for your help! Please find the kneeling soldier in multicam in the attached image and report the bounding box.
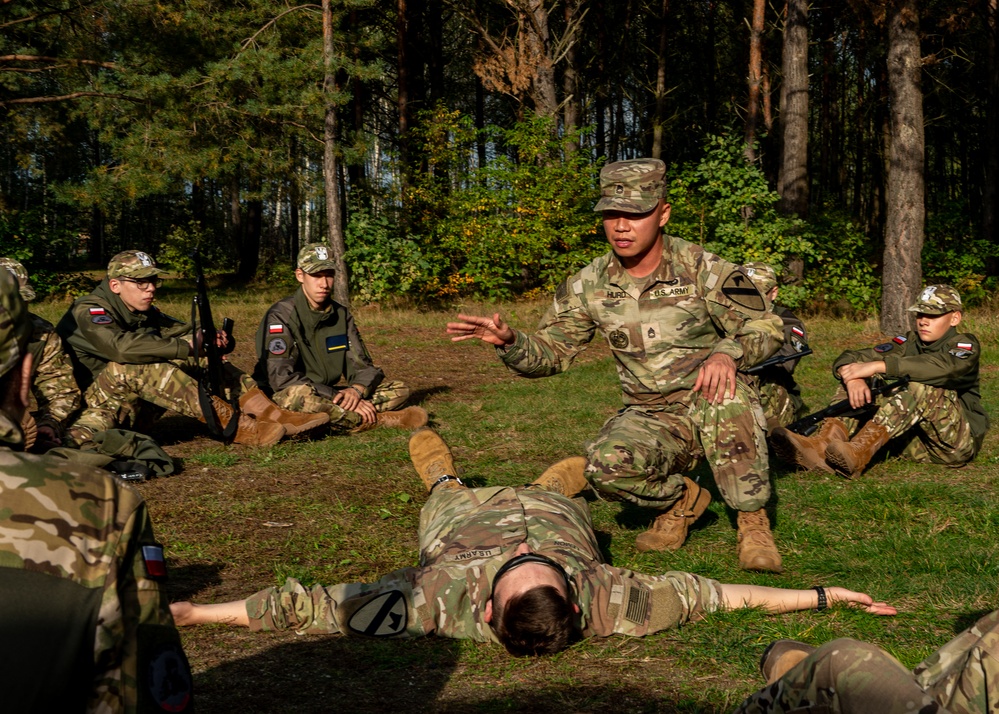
[741,262,809,431]
[0,256,81,452]
[252,243,427,433]
[736,608,999,714]
[0,269,193,713]
[448,159,786,572]
[171,428,894,656]
[771,284,988,478]
[56,250,329,447]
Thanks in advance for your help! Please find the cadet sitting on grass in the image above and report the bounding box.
[57,250,329,447]
[252,243,427,433]
[171,428,895,657]
[771,284,988,478]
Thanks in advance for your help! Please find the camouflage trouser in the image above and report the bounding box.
[72,359,255,435]
[759,381,805,431]
[585,379,771,512]
[839,381,977,465]
[271,380,411,433]
[734,609,999,714]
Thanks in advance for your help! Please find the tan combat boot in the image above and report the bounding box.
[824,421,890,479]
[531,457,588,496]
[760,640,817,685]
[409,427,462,492]
[769,418,849,474]
[239,387,330,436]
[376,406,429,430]
[736,509,783,573]
[635,477,712,553]
[203,395,286,447]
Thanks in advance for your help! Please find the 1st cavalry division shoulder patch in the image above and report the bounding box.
[720,272,766,311]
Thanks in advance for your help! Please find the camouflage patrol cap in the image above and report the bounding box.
[0,257,35,302]
[0,269,31,381]
[594,159,666,213]
[742,262,778,294]
[297,243,337,274]
[107,250,164,280]
[907,284,963,315]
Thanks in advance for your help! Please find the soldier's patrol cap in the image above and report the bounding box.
[297,243,337,274]
[0,269,32,382]
[107,250,164,280]
[741,262,778,294]
[593,159,667,214]
[0,257,35,302]
[907,284,962,315]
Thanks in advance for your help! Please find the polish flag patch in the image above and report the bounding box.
[892,336,907,345]
[142,544,168,579]
[268,324,284,334]
[89,307,106,315]
[791,326,804,337]
[957,342,973,351]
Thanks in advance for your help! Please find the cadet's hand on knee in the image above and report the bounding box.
[694,353,737,404]
[828,587,897,616]
[355,399,377,423]
[446,313,515,347]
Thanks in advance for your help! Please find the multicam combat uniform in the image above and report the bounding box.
[27,313,82,439]
[253,288,410,432]
[735,609,999,714]
[498,236,783,513]
[245,486,722,641]
[56,278,252,435]
[829,325,987,464]
[755,305,808,430]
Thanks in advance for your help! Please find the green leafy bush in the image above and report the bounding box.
[922,202,999,305]
[344,209,429,303]
[158,220,235,277]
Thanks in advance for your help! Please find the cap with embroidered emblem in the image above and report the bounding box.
[742,262,778,295]
[297,243,337,274]
[593,159,666,214]
[907,284,962,315]
[107,250,164,280]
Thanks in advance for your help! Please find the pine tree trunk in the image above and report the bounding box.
[984,0,998,255]
[651,0,670,160]
[744,0,766,162]
[562,0,582,156]
[323,0,349,304]
[778,0,809,220]
[881,0,925,334]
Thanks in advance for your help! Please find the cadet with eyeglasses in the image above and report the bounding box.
[56,250,329,447]
[170,428,894,657]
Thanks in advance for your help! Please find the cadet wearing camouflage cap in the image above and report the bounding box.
[171,428,894,654]
[0,257,81,451]
[0,269,193,712]
[56,249,329,447]
[449,158,786,573]
[772,283,988,478]
[737,607,999,714]
[252,242,427,433]
[741,262,808,431]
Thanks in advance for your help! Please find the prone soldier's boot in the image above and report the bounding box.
[736,509,783,573]
[769,418,849,474]
[204,395,286,447]
[530,457,588,496]
[409,427,463,492]
[760,640,817,685]
[824,421,890,479]
[376,406,429,430]
[635,477,711,553]
[239,387,330,436]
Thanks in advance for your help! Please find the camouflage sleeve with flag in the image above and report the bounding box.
[0,449,192,713]
[28,313,81,430]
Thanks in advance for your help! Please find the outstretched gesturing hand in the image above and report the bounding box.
[446,313,516,347]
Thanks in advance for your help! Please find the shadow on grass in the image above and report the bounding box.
[169,563,226,601]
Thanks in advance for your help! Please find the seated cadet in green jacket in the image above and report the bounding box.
[771,284,988,478]
[252,243,427,433]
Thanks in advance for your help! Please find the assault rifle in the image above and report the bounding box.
[742,348,813,375]
[191,251,238,440]
[785,376,910,436]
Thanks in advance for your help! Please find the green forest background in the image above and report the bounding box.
[2,0,996,316]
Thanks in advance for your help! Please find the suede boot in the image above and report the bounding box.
[531,457,588,496]
[824,421,890,479]
[239,387,329,436]
[770,418,849,474]
[409,427,462,492]
[204,395,285,447]
[635,477,712,553]
[376,406,429,430]
[760,640,817,685]
[736,509,783,573]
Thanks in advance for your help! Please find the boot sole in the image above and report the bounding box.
[824,446,859,479]
[769,429,835,474]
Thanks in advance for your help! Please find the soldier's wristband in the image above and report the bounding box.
[348,385,365,399]
[813,586,828,611]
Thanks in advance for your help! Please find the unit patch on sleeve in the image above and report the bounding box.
[142,544,168,579]
[92,315,113,325]
[720,271,766,311]
[268,323,284,334]
[347,590,408,637]
[950,342,974,359]
[268,338,287,355]
[791,326,805,338]
[892,335,907,345]
[874,342,894,353]
[326,334,348,352]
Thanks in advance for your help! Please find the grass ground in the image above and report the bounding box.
[33,289,999,713]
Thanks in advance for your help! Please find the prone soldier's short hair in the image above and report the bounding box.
[491,585,581,657]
